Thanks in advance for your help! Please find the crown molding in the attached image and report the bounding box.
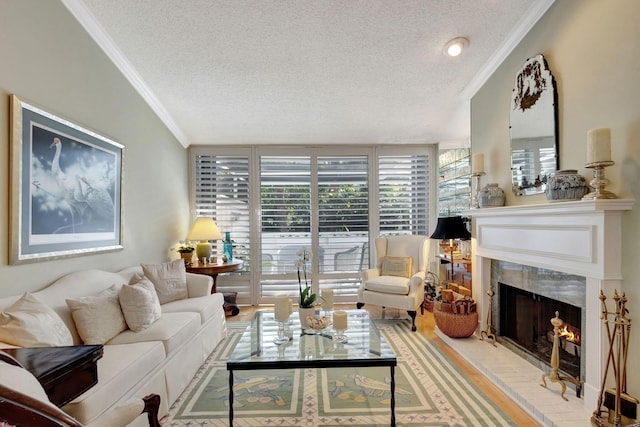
[61,0,190,148]
[460,0,556,101]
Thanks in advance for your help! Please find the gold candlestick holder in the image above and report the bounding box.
[471,172,485,209]
[583,160,617,200]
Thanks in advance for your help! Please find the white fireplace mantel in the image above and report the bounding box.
[465,198,634,415]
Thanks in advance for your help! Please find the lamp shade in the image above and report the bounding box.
[186,217,222,241]
[430,216,470,240]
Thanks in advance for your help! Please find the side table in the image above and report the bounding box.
[2,345,103,407]
[186,260,243,316]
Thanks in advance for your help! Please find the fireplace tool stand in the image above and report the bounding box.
[540,311,582,401]
[480,288,496,346]
[591,290,638,427]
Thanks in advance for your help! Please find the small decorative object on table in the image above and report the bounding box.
[273,295,291,345]
[296,247,317,328]
[223,232,233,262]
[332,310,348,343]
[304,315,331,335]
[321,288,334,314]
[177,245,194,265]
[478,183,505,208]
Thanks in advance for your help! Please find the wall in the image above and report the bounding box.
[471,0,640,399]
[0,0,190,296]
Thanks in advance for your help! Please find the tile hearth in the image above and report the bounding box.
[437,330,592,427]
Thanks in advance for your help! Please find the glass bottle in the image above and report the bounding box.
[223,232,233,262]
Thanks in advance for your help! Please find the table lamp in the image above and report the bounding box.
[430,216,471,282]
[186,217,222,262]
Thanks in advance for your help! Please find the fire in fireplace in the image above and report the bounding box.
[499,283,582,379]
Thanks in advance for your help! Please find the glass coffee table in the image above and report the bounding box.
[227,309,397,426]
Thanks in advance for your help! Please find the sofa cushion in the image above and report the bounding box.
[119,276,162,332]
[66,285,127,345]
[380,256,412,278]
[108,312,200,356]
[62,341,164,424]
[364,275,410,295]
[161,293,224,324]
[142,260,188,304]
[0,293,73,347]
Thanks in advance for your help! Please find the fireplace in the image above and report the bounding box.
[458,199,634,423]
[499,282,582,380]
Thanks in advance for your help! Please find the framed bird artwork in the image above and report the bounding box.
[9,94,123,264]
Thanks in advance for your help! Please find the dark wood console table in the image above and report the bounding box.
[186,259,244,316]
[3,345,103,407]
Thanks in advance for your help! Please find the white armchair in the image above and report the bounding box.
[357,235,430,331]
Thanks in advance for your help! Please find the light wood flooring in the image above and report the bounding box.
[227,303,540,426]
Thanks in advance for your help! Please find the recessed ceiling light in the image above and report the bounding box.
[444,37,469,57]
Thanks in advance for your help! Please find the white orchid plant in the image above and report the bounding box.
[295,247,317,308]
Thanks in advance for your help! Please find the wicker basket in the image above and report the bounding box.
[433,308,478,338]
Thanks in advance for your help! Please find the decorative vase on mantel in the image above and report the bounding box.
[299,307,315,329]
[478,183,506,208]
[545,169,588,201]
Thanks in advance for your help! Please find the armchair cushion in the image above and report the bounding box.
[363,275,410,295]
[380,256,412,278]
[0,293,73,347]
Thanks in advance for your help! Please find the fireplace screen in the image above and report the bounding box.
[499,283,581,379]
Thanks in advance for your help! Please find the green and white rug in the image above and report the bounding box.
[161,320,516,426]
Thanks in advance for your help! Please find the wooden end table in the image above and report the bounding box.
[186,259,243,315]
[2,345,103,407]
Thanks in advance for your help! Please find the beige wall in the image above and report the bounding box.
[472,0,640,398]
[0,1,190,296]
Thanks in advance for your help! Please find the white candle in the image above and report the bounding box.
[274,295,290,322]
[333,310,347,330]
[321,289,334,310]
[472,153,485,174]
[586,128,611,164]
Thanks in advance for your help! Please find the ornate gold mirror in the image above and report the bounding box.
[510,54,559,196]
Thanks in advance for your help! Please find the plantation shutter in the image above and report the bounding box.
[259,156,311,298]
[192,153,250,298]
[377,154,429,236]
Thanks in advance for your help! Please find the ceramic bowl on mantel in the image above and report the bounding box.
[545,170,588,201]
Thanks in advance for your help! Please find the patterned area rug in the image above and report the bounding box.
[161,320,516,426]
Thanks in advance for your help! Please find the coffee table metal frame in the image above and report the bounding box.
[226,310,397,426]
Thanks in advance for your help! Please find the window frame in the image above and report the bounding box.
[189,145,437,306]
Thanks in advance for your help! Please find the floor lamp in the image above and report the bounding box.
[430,216,471,282]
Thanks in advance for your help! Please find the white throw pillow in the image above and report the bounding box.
[141,259,188,304]
[0,293,73,347]
[119,275,162,332]
[66,285,127,345]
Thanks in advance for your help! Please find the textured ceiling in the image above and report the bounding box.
[63,0,553,147]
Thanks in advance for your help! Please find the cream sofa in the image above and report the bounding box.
[0,264,227,426]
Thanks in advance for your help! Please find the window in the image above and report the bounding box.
[190,149,251,299]
[190,146,434,305]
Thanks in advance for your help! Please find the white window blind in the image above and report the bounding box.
[190,146,435,305]
[192,153,250,298]
[378,154,429,236]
